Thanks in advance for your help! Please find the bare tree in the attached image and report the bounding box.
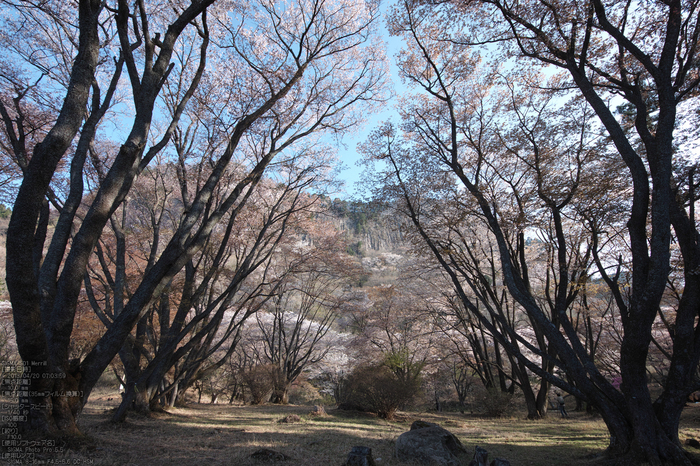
[2,0,386,436]
[368,0,700,462]
[86,160,322,420]
[348,283,437,387]
[251,226,357,403]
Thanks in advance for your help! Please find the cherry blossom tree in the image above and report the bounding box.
[366,0,700,462]
[2,0,386,436]
[240,221,359,404]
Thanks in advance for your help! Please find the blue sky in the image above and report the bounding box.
[332,3,405,200]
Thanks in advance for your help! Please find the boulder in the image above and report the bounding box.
[466,445,511,466]
[345,446,376,466]
[468,446,488,466]
[395,421,470,466]
[411,420,439,430]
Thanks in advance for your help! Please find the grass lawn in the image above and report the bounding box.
[3,387,700,465]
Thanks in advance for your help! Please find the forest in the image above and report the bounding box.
[0,0,699,464]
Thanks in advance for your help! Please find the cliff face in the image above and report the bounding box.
[324,199,406,255]
[332,213,404,253]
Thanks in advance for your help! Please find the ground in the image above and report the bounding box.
[2,386,700,465]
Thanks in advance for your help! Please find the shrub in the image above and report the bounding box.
[242,364,276,405]
[478,387,514,417]
[288,380,321,405]
[337,364,420,419]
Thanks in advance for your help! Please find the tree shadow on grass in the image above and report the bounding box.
[24,400,699,466]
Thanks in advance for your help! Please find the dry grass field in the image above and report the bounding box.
[4,386,700,466]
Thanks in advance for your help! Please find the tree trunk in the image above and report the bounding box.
[7,0,102,437]
[270,387,289,404]
[603,413,689,465]
[112,384,135,423]
[522,387,540,420]
[535,381,550,418]
[568,378,692,466]
[170,383,180,408]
